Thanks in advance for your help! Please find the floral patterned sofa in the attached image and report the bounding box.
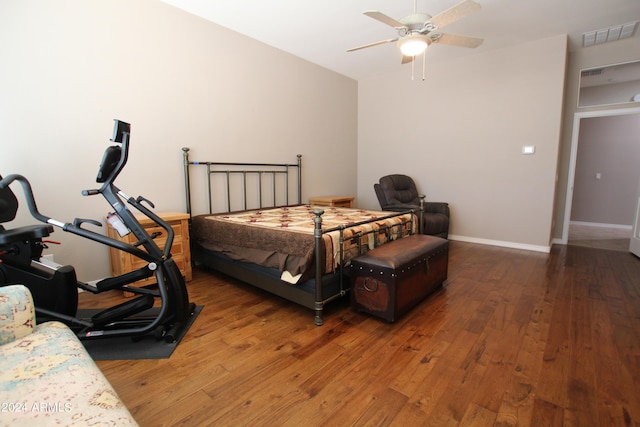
[0,285,138,426]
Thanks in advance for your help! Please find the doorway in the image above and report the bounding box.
[562,106,640,251]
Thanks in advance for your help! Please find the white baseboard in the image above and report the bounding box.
[570,221,632,230]
[448,235,551,253]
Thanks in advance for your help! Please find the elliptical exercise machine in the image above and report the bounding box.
[0,120,195,342]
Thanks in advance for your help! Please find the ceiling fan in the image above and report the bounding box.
[347,0,484,66]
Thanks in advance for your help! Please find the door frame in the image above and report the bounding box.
[631,178,640,257]
[561,105,640,244]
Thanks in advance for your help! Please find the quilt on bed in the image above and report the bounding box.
[191,205,416,283]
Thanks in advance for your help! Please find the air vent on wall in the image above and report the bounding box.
[582,21,638,47]
[581,69,604,77]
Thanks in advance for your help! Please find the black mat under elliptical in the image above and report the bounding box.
[79,305,202,361]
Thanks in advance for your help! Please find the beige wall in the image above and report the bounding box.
[0,0,357,281]
[357,35,568,251]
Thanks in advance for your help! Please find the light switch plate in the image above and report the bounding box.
[522,145,535,155]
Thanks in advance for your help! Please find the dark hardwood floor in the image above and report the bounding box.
[79,241,640,426]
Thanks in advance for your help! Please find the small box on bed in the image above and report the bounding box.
[350,234,449,322]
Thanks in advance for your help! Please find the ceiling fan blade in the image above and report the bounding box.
[433,33,483,48]
[401,55,413,64]
[430,0,481,29]
[363,11,406,29]
[347,38,398,52]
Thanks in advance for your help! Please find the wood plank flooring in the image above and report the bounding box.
[78,241,640,426]
[568,223,631,252]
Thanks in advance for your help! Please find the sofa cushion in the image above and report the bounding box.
[0,284,35,345]
[0,321,138,426]
[0,285,138,426]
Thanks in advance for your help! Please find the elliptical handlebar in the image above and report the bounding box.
[91,120,176,259]
[0,174,52,225]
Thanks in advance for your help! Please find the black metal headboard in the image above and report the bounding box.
[182,147,302,215]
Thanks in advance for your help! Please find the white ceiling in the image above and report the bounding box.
[160,0,640,80]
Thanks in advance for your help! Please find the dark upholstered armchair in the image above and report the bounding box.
[374,174,450,239]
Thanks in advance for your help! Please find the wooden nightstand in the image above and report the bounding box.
[309,196,355,208]
[106,211,192,292]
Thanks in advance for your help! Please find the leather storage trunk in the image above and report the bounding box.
[350,234,448,322]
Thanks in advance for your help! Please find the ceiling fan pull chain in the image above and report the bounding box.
[411,55,415,80]
[422,51,426,81]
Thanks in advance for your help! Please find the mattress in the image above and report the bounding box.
[191,205,416,284]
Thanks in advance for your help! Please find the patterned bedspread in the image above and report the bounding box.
[191,205,416,283]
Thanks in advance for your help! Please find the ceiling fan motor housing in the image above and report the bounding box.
[399,13,433,32]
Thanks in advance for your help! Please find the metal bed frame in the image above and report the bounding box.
[182,147,418,325]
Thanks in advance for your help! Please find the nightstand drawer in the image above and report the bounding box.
[141,222,185,244]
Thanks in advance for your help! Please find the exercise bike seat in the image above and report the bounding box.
[0,174,54,245]
[0,224,53,245]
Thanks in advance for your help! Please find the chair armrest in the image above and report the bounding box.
[383,202,449,217]
[0,285,36,345]
[381,203,420,212]
[424,202,450,217]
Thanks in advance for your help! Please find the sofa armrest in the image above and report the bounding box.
[0,285,36,345]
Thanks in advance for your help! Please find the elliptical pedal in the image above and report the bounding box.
[93,265,155,293]
[91,294,154,327]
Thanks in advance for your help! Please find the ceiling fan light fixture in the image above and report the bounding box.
[398,34,430,56]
